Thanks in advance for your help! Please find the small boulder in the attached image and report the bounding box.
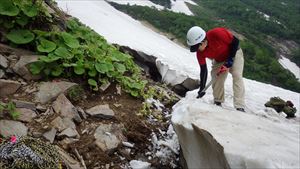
[43,128,57,143]
[0,79,21,97]
[35,81,77,104]
[52,94,82,123]
[58,127,80,139]
[0,54,8,68]
[13,100,36,110]
[16,108,37,123]
[51,116,76,132]
[12,55,41,81]
[94,123,125,152]
[86,104,115,119]
[0,120,28,138]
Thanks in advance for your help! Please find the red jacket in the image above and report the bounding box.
[196,27,233,65]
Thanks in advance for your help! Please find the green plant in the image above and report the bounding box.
[0,0,149,98]
[0,101,20,120]
[66,85,85,102]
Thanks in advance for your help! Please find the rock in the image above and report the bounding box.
[52,94,82,123]
[0,69,5,78]
[59,138,79,149]
[31,131,43,138]
[86,104,115,119]
[51,116,76,132]
[94,123,125,152]
[181,77,200,91]
[36,104,47,112]
[100,82,111,92]
[56,146,85,169]
[16,108,37,123]
[0,54,8,68]
[116,85,121,95]
[129,160,151,169]
[43,128,57,143]
[0,120,28,138]
[12,55,41,81]
[77,106,87,119]
[172,102,300,169]
[0,79,21,97]
[58,127,80,138]
[35,81,77,104]
[13,100,36,110]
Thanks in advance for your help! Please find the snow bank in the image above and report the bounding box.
[172,101,300,168]
[279,55,300,81]
[57,0,200,86]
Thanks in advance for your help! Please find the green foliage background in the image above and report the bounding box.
[0,0,148,98]
[110,1,300,93]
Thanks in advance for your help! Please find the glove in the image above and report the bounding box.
[217,65,229,76]
[224,57,234,68]
[197,89,206,98]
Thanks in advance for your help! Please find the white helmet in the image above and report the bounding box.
[186,26,206,46]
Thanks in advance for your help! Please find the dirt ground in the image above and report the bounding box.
[1,76,179,168]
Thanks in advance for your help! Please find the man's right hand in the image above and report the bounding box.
[197,90,206,98]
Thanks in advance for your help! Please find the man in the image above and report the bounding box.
[186,26,245,112]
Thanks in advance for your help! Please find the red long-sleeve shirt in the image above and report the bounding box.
[196,27,233,65]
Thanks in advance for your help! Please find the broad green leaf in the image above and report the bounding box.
[43,68,51,76]
[88,79,98,91]
[37,38,56,53]
[66,18,79,30]
[114,63,126,73]
[0,0,19,16]
[131,82,144,89]
[63,63,77,67]
[54,47,72,59]
[4,22,14,29]
[29,61,45,75]
[130,90,139,97]
[95,62,109,74]
[74,65,85,75]
[88,69,97,77]
[40,55,60,63]
[6,29,34,44]
[61,32,79,48]
[16,15,29,26]
[33,30,51,37]
[51,66,63,76]
[21,4,38,17]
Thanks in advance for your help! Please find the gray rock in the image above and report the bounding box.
[86,104,115,119]
[43,128,57,143]
[36,104,47,112]
[16,108,37,123]
[0,54,8,68]
[100,82,111,92]
[52,94,82,123]
[56,146,85,169]
[0,120,28,138]
[51,116,76,132]
[59,138,79,149]
[77,106,87,119]
[94,123,125,152]
[12,55,41,81]
[58,127,80,138]
[0,79,21,97]
[13,100,36,110]
[0,69,5,78]
[35,81,77,104]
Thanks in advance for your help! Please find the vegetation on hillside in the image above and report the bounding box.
[0,0,150,98]
[109,2,300,92]
[149,0,171,9]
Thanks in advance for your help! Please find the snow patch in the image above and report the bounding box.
[172,101,300,168]
[279,55,300,81]
[129,160,151,169]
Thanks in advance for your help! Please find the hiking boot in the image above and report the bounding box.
[236,108,245,112]
[214,101,222,106]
